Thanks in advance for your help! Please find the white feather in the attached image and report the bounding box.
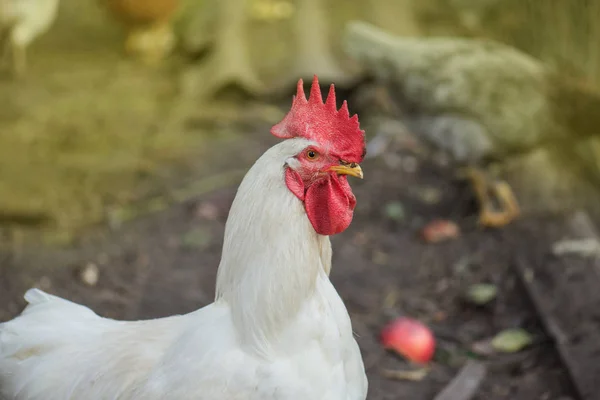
[0,138,368,400]
[0,0,59,48]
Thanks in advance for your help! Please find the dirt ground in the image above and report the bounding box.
[0,117,578,399]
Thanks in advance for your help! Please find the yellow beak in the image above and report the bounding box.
[328,163,364,179]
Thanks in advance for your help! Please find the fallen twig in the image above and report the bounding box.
[513,211,600,400]
[380,367,430,382]
[433,360,486,400]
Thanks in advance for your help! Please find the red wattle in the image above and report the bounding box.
[305,174,356,236]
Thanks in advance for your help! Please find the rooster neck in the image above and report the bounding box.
[214,139,331,357]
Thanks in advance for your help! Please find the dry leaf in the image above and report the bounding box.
[491,329,533,353]
[381,367,430,381]
[465,283,497,305]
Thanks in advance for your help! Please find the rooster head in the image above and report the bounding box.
[271,75,366,236]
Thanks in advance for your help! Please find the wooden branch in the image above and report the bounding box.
[433,360,486,400]
[513,211,600,400]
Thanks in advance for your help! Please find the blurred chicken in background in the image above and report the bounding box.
[101,0,180,63]
[181,0,353,99]
[344,19,600,226]
[0,0,60,76]
[343,21,549,227]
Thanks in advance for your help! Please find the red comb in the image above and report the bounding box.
[271,75,366,163]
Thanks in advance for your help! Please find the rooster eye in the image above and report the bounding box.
[306,150,318,160]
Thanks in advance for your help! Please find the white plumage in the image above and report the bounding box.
[0,0,60,75]
[0,138,368,400]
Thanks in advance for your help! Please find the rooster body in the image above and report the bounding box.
[0,78,368,400]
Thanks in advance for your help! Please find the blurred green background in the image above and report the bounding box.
[1,0,600,245]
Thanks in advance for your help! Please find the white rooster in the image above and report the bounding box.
[0,75,368,400]
[0,0,60,76]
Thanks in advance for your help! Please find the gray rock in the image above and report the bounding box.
[343,21,554,162]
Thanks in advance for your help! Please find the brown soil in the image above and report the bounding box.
[0,118,578,399]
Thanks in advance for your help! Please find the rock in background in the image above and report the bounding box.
[342,18,600,220]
